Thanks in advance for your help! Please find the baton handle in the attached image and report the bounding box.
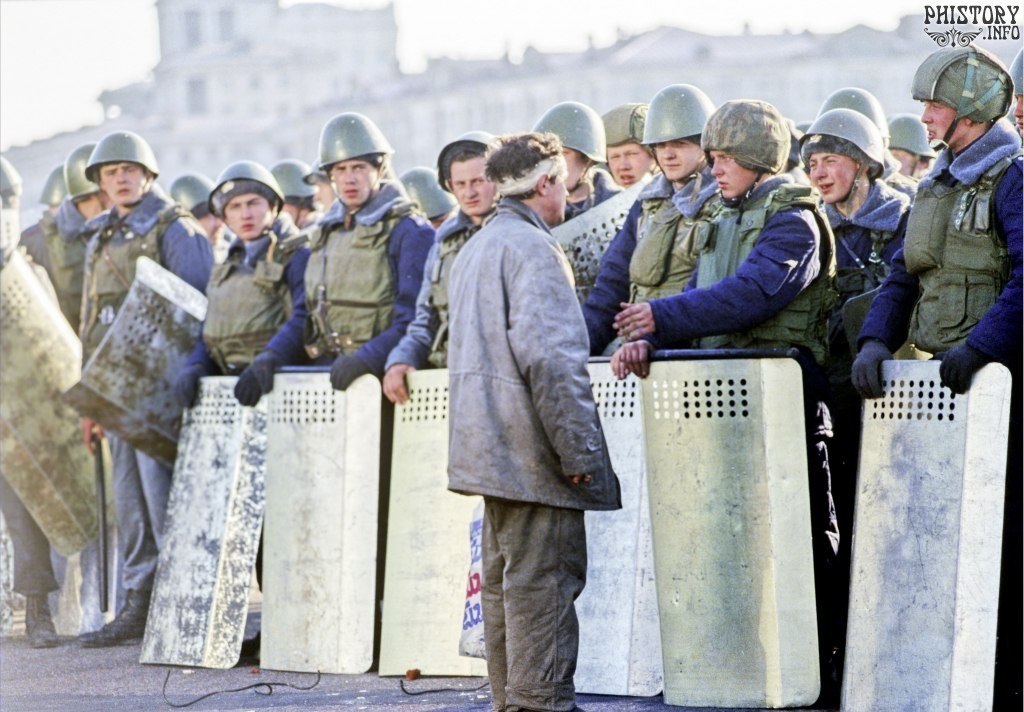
[91,434,109,614]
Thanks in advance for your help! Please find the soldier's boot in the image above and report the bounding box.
[78,589,150,648]
[24,595,59,648]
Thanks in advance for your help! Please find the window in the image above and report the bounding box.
[184,10,202,47]
[218,8,234,41]
[187,77,207,116]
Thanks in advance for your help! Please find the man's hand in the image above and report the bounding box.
[936,343,989,394]
[566,473,592,485]
[613,302,656,341]
[383,364,416,404]
[850,339,893,399]
[611,340,652,380]
[330,353,372,391]
[81,418,104,454]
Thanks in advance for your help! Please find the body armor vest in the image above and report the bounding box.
[304,203,413,358]
[629,193,717,303]
[695,184,837,364]
[203,234,304,373]
[902,151,1018,354]
[426,225,477,368]
[81,205,190,356]
[41,216,88,334]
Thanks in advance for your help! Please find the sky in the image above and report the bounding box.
[0,0,967,149]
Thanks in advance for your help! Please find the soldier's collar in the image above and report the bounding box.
[119,187,174,237]
[924,119,1020,188]
[54,197,87,241]
[825,180,908,232]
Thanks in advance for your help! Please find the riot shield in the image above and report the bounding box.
[0,250,96,556]
[260,370,381,674]
[641,356,819,708]
[840,287,878,358]
[551,178,647,303]
[140,377,266,668]
[63,257,207,467]
[574,362,662,695]
[842,361,1010,712]
[378,368,487,677]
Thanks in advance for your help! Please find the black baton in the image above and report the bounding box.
[91,434,109,614]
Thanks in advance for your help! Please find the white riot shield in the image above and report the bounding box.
[575,362,662,696]
[63,257,207,467]
[378,369,487,677]
[642,357,819,708]
[0,250,96,555]
[551,179,647,303]
[140,377,266,668]
[261,370,381,674]
[842,361,1010,712]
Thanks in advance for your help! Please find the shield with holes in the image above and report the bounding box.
[260,370,381,674]
[140,377,266,669]
[641,357,819,708]
[0,250,97,556]
[378,367,487,677]
[842,361,1010,712]
[63,257,207,467]
[551,178,647,303]
[574,361,663,695]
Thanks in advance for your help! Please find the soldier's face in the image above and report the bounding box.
[709,151,760,199]
[607,142,655,187]
[223,194,274,241]
[889,148,918,178]
[98,162,150,210]
[806,152,860,205]
[920,101,957,145]
[448,156,496,221]
[329,159,379,210]
[1014,94,1023,135]
[654,140,705,187]
[563,148,590,193]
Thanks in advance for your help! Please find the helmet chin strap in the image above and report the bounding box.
[836,164,867,213]
[940,116,961,150]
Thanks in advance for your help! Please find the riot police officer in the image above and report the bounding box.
[169,173,224,258]
[77,131,213,647]
[18,164,66,274]
[399,166,457,229]
[584,84,719,355]
[175,161,310,408]
[383,131,497,404]
[887,114,937,179]
[304,112,433,391]
[271,159,323,230]
[818,87,919,199]
[602,103,657,187]
[612,99,842,703]
[851,46,1021,707]
[534,101,621,219]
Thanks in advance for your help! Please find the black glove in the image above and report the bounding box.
[850,339,893,399]
[234,352,282,407]
[936,343,989,395]
[174,364,209,409]
[330,354,372,391]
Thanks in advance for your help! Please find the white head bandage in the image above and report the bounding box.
[494,155,568,197]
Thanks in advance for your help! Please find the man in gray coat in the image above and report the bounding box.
[447,132,621,712]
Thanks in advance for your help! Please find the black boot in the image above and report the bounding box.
[79,589,150,648]
[25,595,58,648]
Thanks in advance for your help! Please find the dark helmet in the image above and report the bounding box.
[436,131,495,189]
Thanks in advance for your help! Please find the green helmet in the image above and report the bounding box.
[318,112,394,170]
[209,160,284,217]
[272,159,317,200]
[401,167,457,220]
[701,99,790,174]
[533,101,606,163]
[39,164,67,207]
[887,113,936,158]
[602,103,648,147]
[0,156,22,201]
[817,87,890,142]
[169,173,215,214]
[1012,48,1023,95]
[85,130,159,182]
[303,157,329,185]
[801,108,885,177]
[436,131,495,188]
[643,85,716,145]
[64,143,100,200]
[911,46,1011,122]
